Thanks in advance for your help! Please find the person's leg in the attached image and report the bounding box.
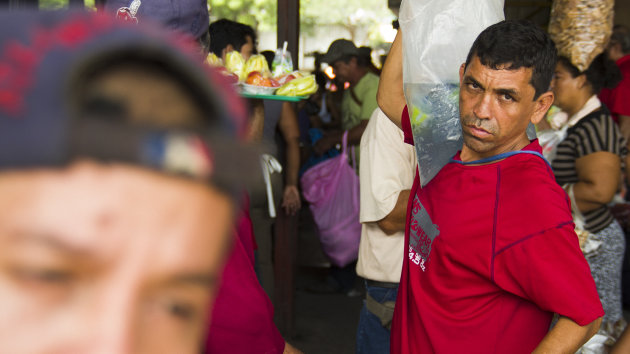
[248,172,283,300]
[355,282,398,354]
[587,221,626,339]
[331,261,358,295]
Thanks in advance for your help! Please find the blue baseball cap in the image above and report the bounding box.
[103,0,209,40]
[0,10,256,195]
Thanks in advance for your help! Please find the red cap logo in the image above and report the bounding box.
[116,0,141,24]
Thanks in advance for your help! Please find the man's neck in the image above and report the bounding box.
[460,135,531,163]
[565,90,592,118]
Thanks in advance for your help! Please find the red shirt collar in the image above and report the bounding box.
[452,139,542,161]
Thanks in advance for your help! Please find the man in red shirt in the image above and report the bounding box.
[378,21,603,353]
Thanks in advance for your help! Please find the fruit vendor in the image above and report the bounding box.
[208,17,303,309]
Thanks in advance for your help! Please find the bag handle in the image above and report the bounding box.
[341,130,349,154]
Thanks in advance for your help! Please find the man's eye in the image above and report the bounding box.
[13,268,74,284]
[165,300,197,321]
[502,94,514,101]
[467,82,480,90]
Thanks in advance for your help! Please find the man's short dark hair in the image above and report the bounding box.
[208,19,258,56]
[464,20,557,100]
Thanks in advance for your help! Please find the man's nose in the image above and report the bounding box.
[91,288,138,354]
[473,93,492,120]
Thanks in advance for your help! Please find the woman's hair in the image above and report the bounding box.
[558,54,622,94]
[610,25,630,54]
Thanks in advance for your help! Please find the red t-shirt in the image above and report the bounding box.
[391,107,604,354]
[600,54,630,123]
[205,195,285,354]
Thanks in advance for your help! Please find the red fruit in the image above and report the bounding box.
[246,71,264,86]
[276,73,296,85]
[269,78,281,87]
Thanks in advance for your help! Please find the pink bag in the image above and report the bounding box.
[301,132,361,267]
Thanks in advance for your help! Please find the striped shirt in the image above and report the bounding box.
[552,106,626,233]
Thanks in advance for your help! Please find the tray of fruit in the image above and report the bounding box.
[207,52,318,101]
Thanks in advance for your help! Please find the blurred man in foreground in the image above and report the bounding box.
[0,11,253,353]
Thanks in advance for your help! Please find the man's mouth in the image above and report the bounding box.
[465,125,492,139]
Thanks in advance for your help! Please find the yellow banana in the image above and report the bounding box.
[276,75,318,96]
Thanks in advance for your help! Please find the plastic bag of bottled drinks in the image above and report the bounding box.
[399,0,504,186]
[548,0,614,72]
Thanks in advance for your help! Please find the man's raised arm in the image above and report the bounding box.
[377,30,406,129]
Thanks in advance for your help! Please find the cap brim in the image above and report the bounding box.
[320,52,340,64]
[69,119,262,196]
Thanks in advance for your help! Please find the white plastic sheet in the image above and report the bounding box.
[399,0,504,186]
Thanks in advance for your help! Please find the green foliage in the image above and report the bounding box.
[208,0,277,31]
[39,0,68,9]
[302,0,394,43]
[39,0,96,10]
[209,0,394,42]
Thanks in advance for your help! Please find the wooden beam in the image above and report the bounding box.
[505,1,551,7]
[524,5,548,20]
[277,0,299,69]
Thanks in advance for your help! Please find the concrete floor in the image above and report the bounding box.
[285,271,363,353]
[279,208,364,354]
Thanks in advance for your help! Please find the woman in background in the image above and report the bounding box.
[551,53,626,340]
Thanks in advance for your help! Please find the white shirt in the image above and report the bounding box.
[356,108,417,283]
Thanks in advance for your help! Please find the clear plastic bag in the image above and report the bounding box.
[399,0,504,186]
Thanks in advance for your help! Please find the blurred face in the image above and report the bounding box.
[331,58,353,83]
[0,162,234,354]
[551,61,584,114]
[458,56,553,161]
[239,35,255,61]
[606,41,624,62]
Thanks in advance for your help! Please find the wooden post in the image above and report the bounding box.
[273,206,299,337]
[274,0,300,337]
[276,0,299,69]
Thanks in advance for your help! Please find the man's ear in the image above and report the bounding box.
[576,73,588,89]
[530,91,554,125]
[459,63,466,86]
[221,44,235,62]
